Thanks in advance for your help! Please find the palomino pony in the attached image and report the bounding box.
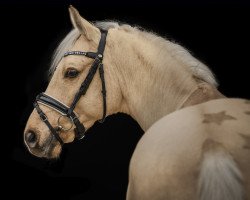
[24,6,250,200]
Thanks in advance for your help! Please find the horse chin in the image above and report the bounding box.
[27,139,62,159]
[41,142,62,159]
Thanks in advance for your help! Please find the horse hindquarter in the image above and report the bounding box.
[127,98,250,200]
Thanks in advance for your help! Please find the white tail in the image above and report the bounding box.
[198,139,244,200]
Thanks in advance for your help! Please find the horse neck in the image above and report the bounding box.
[108,29,222,131]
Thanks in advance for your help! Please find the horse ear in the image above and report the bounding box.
[69,5,100,42]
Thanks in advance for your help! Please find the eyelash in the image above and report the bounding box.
[64,69,79,78]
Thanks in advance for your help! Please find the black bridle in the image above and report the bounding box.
[34,30,108,145]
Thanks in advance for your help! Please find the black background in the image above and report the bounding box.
[4,0,250,199]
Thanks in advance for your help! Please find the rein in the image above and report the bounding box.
[34,29,108,145]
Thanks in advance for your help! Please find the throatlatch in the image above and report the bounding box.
[34,30,108,145]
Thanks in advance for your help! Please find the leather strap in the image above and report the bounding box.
[36,93,71,115]
[67,56,102,115]
[98,63,106,123]
[34,102,64,145]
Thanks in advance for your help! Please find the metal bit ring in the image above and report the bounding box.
[57,114,73,131]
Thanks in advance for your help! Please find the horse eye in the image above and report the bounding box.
[65,69,79,78]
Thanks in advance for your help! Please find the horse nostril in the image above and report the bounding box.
[25,131,37,146]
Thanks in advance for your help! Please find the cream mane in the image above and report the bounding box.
[50,21,217,86]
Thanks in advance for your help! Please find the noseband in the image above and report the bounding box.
[33,30,108,145]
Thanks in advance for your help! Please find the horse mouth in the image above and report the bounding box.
[25,134,62,159]
[41,136,62,159]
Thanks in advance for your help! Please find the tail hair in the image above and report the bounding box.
[198,139,244,200]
